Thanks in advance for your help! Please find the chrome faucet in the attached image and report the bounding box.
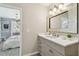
[52,32,59,37]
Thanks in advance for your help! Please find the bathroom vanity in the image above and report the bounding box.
[38,3,79,56]
[38,33,78,56]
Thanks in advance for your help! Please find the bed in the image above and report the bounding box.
[0,35,20,56]
[0,47,20,56]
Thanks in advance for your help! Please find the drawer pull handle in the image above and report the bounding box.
[49,49,53,53]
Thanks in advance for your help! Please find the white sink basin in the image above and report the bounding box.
[42,33,57,39]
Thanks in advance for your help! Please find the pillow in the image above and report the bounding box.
[2,36,20,50]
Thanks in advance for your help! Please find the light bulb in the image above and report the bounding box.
[59,4,63,10]
[52,12,55,15]
[49,9,53,15]
[53,7,57,13]
[59,4,67,11]
[49,10,52,15]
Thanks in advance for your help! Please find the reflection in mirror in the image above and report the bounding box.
[50,11,69,32]
[60,11,69,32]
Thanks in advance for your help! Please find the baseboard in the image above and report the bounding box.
[24,51,40,56]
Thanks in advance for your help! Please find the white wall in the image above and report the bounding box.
[5,3,48,55]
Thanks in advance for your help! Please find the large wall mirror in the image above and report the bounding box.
[49,3,78,33]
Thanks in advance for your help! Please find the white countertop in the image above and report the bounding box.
[38,33,79,47]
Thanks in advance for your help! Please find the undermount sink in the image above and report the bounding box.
[42,33,58,39]
[42,33,77,41]
[58,35,78,41]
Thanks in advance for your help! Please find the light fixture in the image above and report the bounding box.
[52,12,55,15]
[53,5,58,13]
[49,3,67,16]
[49,9,53,15]
[59,3,63,10]
[58,3,66,11]
[49,6,57,15]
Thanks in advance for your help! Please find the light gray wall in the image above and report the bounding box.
[5,3,48,55]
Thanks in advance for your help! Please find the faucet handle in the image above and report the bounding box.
[56,34,59,37]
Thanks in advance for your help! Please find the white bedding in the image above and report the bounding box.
[0,47,20,56]
[0,36,20,56]
[2,36,20,50]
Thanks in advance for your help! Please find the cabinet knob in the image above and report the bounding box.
[49,49,53,53]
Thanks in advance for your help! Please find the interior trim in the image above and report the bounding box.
[24,51,40,56]
[77,3,78,33]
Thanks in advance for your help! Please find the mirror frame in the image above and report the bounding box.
[49,3,78,34]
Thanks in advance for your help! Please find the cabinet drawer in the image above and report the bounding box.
[40,44,62,56]
[42,38,65,55]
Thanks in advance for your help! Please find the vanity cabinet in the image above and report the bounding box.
[40,42,62,56]
[38,35,78,56]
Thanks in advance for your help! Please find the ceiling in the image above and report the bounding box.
[40,3,71,7]
[40,3,51,7]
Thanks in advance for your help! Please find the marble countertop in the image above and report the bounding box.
[38,33,79,47]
